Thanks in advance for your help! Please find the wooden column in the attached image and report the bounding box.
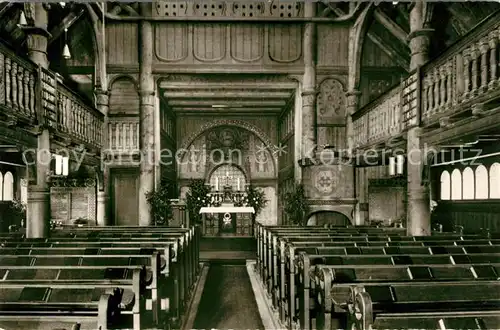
[25,3,51,238]
[95,89,109,226]
[138,5,155,226]
[406,2,433,236]
[346,90,364,225]
[300,2,317,164]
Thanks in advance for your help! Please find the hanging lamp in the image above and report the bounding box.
[18,10,27,25]
[62,28,71,59]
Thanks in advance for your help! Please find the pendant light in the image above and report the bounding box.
[62,28,71,59]
[19,10,27,26]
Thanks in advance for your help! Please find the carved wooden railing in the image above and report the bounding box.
[353,11,500,150]
[352,84,403,148]
[421,14,500,125]
[0,45,37,123]
[108,118,140,151]
[0,43,104,151]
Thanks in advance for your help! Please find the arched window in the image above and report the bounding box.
[210,164,246,191]
[489,162,500,198]
[451,169,462,200]
[462,167,474,200]
[440,171,450,200]
[475,165,489,199]
[3,171,14,201]
[0,172,3,200]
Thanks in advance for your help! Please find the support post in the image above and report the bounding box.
[25,3,51,238]
[299,1,317,168]
[406,2,433,236]
[95,89,109,226]
[138,4,155,226]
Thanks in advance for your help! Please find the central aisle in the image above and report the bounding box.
[192,264,264,329]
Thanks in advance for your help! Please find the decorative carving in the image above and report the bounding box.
[206,126,250,162]
[165,74,295,84]
[180,119,274,156]
[314,168,335,195]
[368,79,391,100]
[317,78,345,117]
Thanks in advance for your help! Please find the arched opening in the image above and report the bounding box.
[306,211,350,227]
[489,162,500,199]
[462,167,474,200]
[475,165,489,199]
[451,169,462,200]
[440,170,450,200]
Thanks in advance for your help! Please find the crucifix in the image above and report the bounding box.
[223,171,231,187]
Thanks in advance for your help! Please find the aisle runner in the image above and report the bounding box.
[193,264,264,329]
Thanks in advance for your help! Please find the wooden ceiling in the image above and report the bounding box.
[159,79,296,115]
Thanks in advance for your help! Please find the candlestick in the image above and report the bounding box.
[237,178,240,191]
[215,177,218,190]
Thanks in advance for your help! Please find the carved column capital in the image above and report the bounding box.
[479,39,490,54]
[489,31,498,48]
[94,89,109,106]
[301,89,318,107]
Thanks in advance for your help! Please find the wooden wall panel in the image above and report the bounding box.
[317,25,349,67]
[51,187,96,225]
[106,23,139,65]
[268,25,302,63]
[317,126,346,149]
[230,25,265,62]
[193,24,226,62]
[361,37,395,67]
[435,202,500,233]
[109,78,140,115]
[155,23,189,62]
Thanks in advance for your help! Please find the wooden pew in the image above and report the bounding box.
[0,269,146,330]
[311,262,500,330]
[0,244,188,324]
[292,252,500,329]
[268,235,495,309]
[345,281,500,330]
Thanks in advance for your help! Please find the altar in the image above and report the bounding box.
[198,171,255,237]
[199,206,255,236]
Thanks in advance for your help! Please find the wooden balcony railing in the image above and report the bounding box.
[0,43,104,151]
[352,11,500,150]
[420,14,500,124]
[108,118,140,151]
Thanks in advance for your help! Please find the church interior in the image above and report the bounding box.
[0,1,500,329]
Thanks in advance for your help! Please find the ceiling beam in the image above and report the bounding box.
[159,81,297,90]
[49,7,85,44]
[367,30,410,71]
[167,100,287,107]
[163,91,292,99]
[373,8,408,44]
[0,3,13,19]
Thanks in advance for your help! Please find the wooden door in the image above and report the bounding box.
[111,168,139,226]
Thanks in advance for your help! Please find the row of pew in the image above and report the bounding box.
[0,225,200,330]
[254,223,500,330]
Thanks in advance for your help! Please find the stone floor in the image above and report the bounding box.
[192,264,264,329]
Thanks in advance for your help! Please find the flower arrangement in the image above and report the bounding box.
[186,179,211,224]
[146,180,173,226]
[283,183,310,226]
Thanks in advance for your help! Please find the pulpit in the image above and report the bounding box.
[199,173,254,236]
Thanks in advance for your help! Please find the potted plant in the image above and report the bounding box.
[283,183,310,226]
[8,199,26,232]
[185,179,211,224]
[146,180,173,226]
[245,185,268,218]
